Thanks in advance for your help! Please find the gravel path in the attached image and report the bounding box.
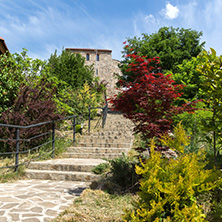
[0,180,89,222]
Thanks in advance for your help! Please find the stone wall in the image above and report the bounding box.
[66,48,122,97]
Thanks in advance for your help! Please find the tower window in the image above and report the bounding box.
[86,54,90,61]
[96,54,99,61]
[96,69,98,75]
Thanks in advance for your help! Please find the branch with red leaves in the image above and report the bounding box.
[110,53,196,145]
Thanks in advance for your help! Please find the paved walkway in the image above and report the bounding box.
[0,180,89,222]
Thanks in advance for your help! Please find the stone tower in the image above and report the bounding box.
[66,48,121,97]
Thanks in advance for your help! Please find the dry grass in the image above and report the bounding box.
[0,157,26,183]
[52,189,137,222]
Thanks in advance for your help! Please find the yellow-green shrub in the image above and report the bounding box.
[77,81,98,117]
[159,121,190,154]
[123,125,222,222]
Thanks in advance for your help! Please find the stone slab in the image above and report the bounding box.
[0,180,89,222]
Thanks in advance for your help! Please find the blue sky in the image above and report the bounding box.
[1,0,222,61]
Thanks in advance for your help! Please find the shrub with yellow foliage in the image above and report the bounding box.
[123,124,222,222]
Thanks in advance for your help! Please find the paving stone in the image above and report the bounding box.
[1,203,18,209]
[11,208,31,213]
[45,209,58,216]
[44,218,52,222]
[9,213,20,221]
[0,217,7,222]
[30,207,43,213]
[18,201,33,209]
[37,201,57,208]
[22,213,43,217]
[64,196,76,200]
[0,196,20,202]
[0,211,5,216]
[15,194,31,199]
[29,196,43,202]
[59,205,69,211]
[22,218,41,222]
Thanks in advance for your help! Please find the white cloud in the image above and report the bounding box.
[161,3,179,19]
[177,0,222,55]
[3,0,222,62]
[132,11,162,38]
[145,14,157,24]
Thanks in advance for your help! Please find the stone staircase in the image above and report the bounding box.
[25,112,134,182]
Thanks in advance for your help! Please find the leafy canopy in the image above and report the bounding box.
[173,57,206,102]
[47,49,94,89]
[0,49,46,113]
[119,26,205,84]
[196,48,222,166]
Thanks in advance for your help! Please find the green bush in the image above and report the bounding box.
[92,154,140,193]
[123,137,222,221]
[207,191,222,222]
[173,102,212,153]
[108,154,139,192]
[92,162,110,175]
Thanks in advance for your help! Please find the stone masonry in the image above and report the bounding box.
[66,48,121,96]
[25,112,134,182]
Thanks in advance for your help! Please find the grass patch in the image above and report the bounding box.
[0,165,26,183]
[52,189,137,222]
[0,137,69,183]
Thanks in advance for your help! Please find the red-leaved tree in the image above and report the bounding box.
[110,53,191,150]
[0,79,62,153]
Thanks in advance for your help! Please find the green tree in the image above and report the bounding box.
[71,81,101,118]
[0,53,23,113]
[119,27,205,83]
[47,49,94,89]
[196,48,222,167]
[0,49,46,113]
[173,57,205,102]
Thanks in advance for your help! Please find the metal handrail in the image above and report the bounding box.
[88,103,108,133]
[0,97,109,172]
[0,115,77,129]
[0,115,78,172]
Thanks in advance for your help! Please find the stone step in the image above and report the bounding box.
[28,158,106,172]
[66,147,129,154]
[76,138,132,143]
[105,120,133,124]
[105,119,131,122]
[81,134,133,139]
[26,169,98,182]
[76,142,131,148]
[105,122,133,125]
[63,152,123,159]
[106,121,132,124]
[89,131,133,137]
[25,113,134,183]
[102,127,133,131]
